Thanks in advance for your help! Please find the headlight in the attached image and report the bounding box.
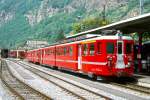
[126,62,131,67]
[108,57,112,61]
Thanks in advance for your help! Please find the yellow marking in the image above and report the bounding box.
[81,40,96,44]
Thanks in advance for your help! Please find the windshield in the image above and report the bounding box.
[126,43,132,54]
[107,42,114,54]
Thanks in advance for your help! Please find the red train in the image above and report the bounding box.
[26,32,134,79]
[9,50,26,59]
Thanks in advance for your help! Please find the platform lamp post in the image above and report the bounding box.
[101,0,108,26]
[77,16,83,32]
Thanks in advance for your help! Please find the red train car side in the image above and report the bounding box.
[26,34,134,79]
[9,50,26,59]
[41,46,56,67]
[56,43,78,71]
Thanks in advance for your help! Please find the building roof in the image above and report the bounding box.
[24,40,49,49]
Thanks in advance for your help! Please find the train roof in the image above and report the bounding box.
[56,35,133,46]
[27,34,133,52]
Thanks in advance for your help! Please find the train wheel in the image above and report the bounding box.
[88,73,97,81]
[53,66,58,70]
[92,74,97,81]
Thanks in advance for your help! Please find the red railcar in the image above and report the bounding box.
[56,43,78,71]
[41,46,56,67]
[26,50,34,62]
[26,33,134,79]
[9,51,17,58]
[29,49,39,63]
[9,50,26,59]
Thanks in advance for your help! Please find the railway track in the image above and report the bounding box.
[11,59,111,100]
[111,82,150,95]
[21,60,150,95]
[20,60,150,95]
[0,60,51,100]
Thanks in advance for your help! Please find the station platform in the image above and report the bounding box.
[134,74,150,88]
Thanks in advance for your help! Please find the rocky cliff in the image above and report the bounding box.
[0,0,149,48]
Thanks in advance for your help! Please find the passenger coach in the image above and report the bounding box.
[26,32,134,79]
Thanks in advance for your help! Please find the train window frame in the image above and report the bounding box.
[61,47,63,55]
[48,49,51,55]
[57,48,60,55]
[67,47,69,55]
[58,47,60,55]
[89,43,95,55]
[106,42,115,54]
[64,47,67,56]
[59,47,62,55]
[45,49,47,55]
[44,50,46,55]
[53,49,55,55]
[58,48,60,55]
[126,43,132,54]
[97,42,102,54]
[69,46,73,56]
[56,48,58,55]
[82,44,88,56]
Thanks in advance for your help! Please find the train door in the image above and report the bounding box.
[116,41,125,69]
[78,44,82,70]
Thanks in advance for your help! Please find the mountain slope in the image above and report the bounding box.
[0,0,150,48]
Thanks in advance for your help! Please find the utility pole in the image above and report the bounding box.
[101,1,107,26]
[77,16,83,31]
[139,0,144,15]
[102,4,106,21]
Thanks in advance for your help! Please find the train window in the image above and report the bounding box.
[107,42,114,54]
[83,44,88,55]
[47,50,49,55]
[51,49,53,55]
[118,42,122,54]
[53,49,55,55]
[45,50,47,55]
[57,48,60,55]
[67,47,69,55]
[58,48,60,55]
[126,43,132,54]
[64,47,67,55]
[90,43,95,55]
[70,47,73,56]
[60,47,63,55]
[47,49,51,55]
[56,48,58,55]
[97,42,102,54]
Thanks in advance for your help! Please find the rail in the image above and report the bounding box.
[12,59,111,100]
[0,59,51,100]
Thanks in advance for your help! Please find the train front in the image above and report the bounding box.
[107,34,134,77]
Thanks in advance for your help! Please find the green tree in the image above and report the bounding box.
[72,16,109,33]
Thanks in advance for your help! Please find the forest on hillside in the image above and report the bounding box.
[0,0,150,49]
